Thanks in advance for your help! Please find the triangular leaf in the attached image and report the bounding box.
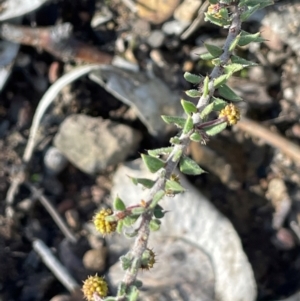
[150,190,165,209]
[231,55,258,67]
[240,4,260,21]
[179,156,206,175]
[129,177,156,189]
[113,196,126,211]
[185,89,201,98]
[211,97,228,111]
[181,99,198,114]
[161,115,186,128]
[200,52,215,60]
[224,63,244,74]
[141,154,165,173]
[229,34,240,52]
[148,147,173,157]
[165,179,185,193]
[190,132,202,142]
[184,72,203,84]
[153,205,165,218]
[214,74,230,88]
[204,121,227,136]
[205,43,223,57]
[218,84,242,101]
[238,31,265,46]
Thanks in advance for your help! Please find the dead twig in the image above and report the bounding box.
[25,182,77,243]
[32,239,79,292]
[236,117,300,165]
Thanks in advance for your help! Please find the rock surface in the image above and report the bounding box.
[107,159,257,301]
[54,114,141,175]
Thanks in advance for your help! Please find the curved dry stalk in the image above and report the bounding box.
[5,65,105,215]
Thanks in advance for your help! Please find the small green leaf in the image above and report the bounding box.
[229,34,240,52]
[170,136,181,145]
[127,285,139,301]
[165,179,185,193]
[209,0,218,3]
[181,99,198,113]
[117,220,124,233]
[149,219,161,231]
[131,207,146,215]
[130,177,155,189]
[190,132,202,142]
[219,7,229,19]
[204,121,227,136]
[214,74,229,88]
[153,205,165,218]
[238,31,264,46]
[150,190,165,209]
[123,215,139,226]
[240,0,273,8]
[105,215,117,222]
[172,148,183,162]
[240,4,260,21]
[184,72,203,84]
[161,115,186,128]
[120,256,132,270]
[134,280,143,288]
[200,52,215,60]
[224,63,244,74]
[202,76,209,97]
[148,147,173,157]
[183,115,194,134]
[231,55,258,67]
[200,102,214,119]
[113,195,126,211]
[185,89,201,98]
[141,154,165,173]
[211,97,227,111]
[211,58,221,66]
[205,43,223,57]
[218,84,242,101]
[179,156,206,175]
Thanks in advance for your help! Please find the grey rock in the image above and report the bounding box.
[54,114,141,175]
[147,30,165,48]
[162,20,189,36]
[107,159,257,301]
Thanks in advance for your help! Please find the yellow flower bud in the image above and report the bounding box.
[82,275,108,300]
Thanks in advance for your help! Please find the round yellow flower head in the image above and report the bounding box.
[93,208,117,235]
[82,275,108,300]
[219,103,240,125]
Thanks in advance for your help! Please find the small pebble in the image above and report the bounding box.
[83,248,107,272]
[44,146,68,175]
[147,30,165,48]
